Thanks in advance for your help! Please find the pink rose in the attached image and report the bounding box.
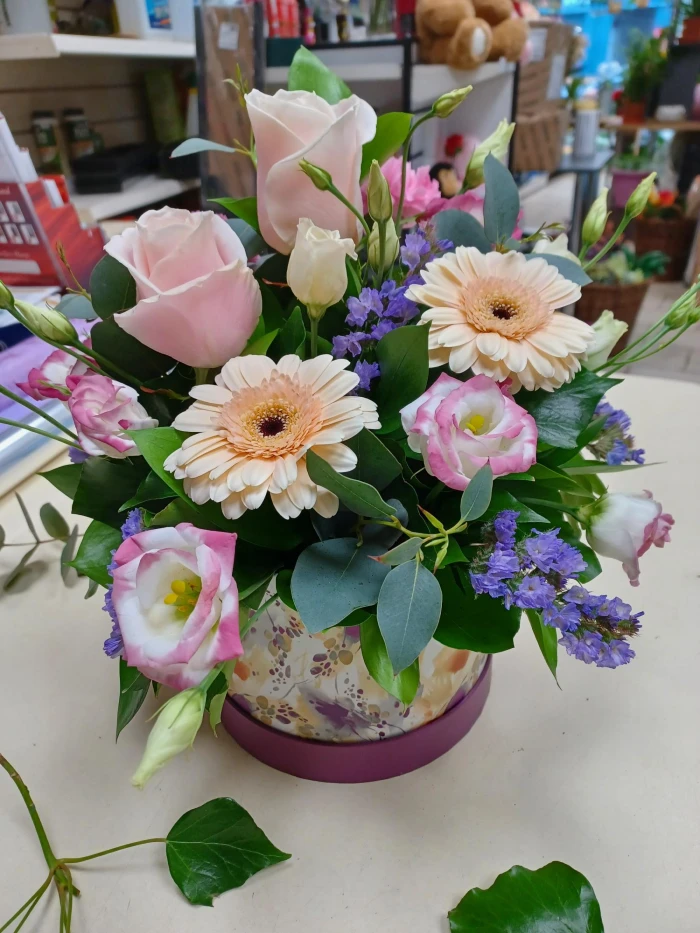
[584,491,674,586]
[66,372,157,458]
[246,89,377,254]
[111,523,242,691]
[374,156,440,224]
[104,207,262,368]
[400,373,538,490]
[18,345,89,401]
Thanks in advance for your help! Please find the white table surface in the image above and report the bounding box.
[1,373,699,932]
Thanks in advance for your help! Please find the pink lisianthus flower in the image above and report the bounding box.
[422,189,485,223]
[17,345,89,401]
[110,523,242,691]
[584,491,674,586]
[364,156,440,224]
[66,371,157,458]
[400,373,538,490]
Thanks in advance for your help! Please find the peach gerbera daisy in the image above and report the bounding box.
[164,354,380,520]
[406,247,594,391]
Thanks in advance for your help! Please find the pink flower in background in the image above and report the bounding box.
[422,189,486,224]
[585,491,674,586]
[105,207,262,369]
[110,523,242,691]
[371,156,440,223]
[66,371,157,458]
[17,345,89,401]
[400,373,537,491]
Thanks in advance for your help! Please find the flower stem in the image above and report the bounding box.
[0,417,81,449]
[241,592,278,638]
[61,838,166,865]
[70,339,141,389]
[395,113,434,234]
[193,367,209,385]
[0,384,79,442]
[0,754,58,871]
[309,317,319,357]
[327,183,371,238]
[582,215,633,271]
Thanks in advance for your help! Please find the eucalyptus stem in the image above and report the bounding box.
[0,417,81,449]
[0,754,57,871]
[61,838,166,865]
[0,384,78,442]
[583,215,632,271]
[395,113,434,235]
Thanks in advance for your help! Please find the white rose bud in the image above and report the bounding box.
[131,687,206,789]
[16,300,77,345]
[581,187,610,247]
[368,221,399,273]
[367,160,393,224]
[624,172,657,219]
[464,120,515,189]
[582,310,628,370]
[287,218,357,320]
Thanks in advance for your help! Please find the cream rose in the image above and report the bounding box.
[246,88,377,254]
[287,218,357,314]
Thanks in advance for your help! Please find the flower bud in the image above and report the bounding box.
[287,217,357,318]
[131,687,206,789]
[623,172,657,219]
[16,300,77,345]
[464,120,515,189]
[367,160,393,223]
[432,85,472,119]
[582,310,628,370]
[0,278,15,310]
[368,221,399,273]
[581,187,610,247]
[665,289,700,328]
[298,159,333,192]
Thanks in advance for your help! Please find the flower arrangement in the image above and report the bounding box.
[2,50,698,795]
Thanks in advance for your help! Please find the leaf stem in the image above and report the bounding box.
[582,214,632,270]
[0,417,82,449]
[60,838,166,865]
[0,385,79,442]
[0,874,53,933]
[0,753,58,871]
[241,592,278,637]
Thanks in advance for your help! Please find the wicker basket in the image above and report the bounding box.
[574,281,650,354]
[634,216,696,282]
[512,108,569,173]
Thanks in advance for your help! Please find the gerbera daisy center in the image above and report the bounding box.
[460,277,551,339]
[246,400,298,441]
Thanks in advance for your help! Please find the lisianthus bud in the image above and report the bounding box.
[16,300,77,345]
[367,160,393,223]
[582,310,628,370]
[665,288,700,328]
[299,159,333,192]
[368,221,399,273]
[131,687,206,789]
[464,120,515,189]
[624,172,657,219]
[582,187,610,247]
[432,85,472,119]
[0,278,15,310]
[287,217,357,319]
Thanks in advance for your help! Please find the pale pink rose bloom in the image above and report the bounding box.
[105,207,262,368]
[246,89,377,254]
[111,523,241,691]
[585,491,674,587]
[66,371,157,458]
[370,156,440,224]
[17,344,89,400]
[400,373,537,491]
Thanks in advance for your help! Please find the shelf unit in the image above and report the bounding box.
[0,32,195,61]
[72,175,201,224]
[602,119,700,133]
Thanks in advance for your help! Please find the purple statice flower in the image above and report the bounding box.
[596,401,631,433]
[470,572,511,600]
[384,285,420,324]
[400,230,431,273]
[513,574,557,610]
[69,447,90,464]
[120,508,144,539]
[332,331,371,359]
[436,238,454,252]
[589,399,645,466]
[487,547,520,580]
[346,288,383,327]
[597,639,636,668]
[354,360,380,391]
[543,601,581,632]
[370,318,397,341]
[523,528,586,577]
[559,630,604,664]
[102,508,144,658]
[493,510,518,547]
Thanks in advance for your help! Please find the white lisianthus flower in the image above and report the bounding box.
[532,234,581,266]
[582,310,628,370]
[464,120,515,189]
[287,218,357,319]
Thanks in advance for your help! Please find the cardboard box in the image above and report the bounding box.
[517,21,573,115]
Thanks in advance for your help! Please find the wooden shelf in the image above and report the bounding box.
[602,119,700,133]
[0,32,195,61]
[72,174,200,224]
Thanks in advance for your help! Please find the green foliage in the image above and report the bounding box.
[623,31,667,102]
[119,471,173,511]
[116,659,151,740]
[242,328,279,356]
[273,305,306,358]
[41,463,83,500]
[588,246,668,285]
[360,614,420,703]
[166,797,290,906]
[305,450,397,520]
[433,209,491,252]
[448,861,604,933]
[39,503,69,541]
[91,316,174,382]
[360,112,412,179]
[346,429,402,490]
[89,254,136,319]
[275,569,296,609]
[73,457,148,529]
[375,324,429,433]
[377,559,442,673]
[459,464,493,522]
[171,137,238,157]
[60,525,79,586]
[374,537,423,565]
[226,217,265,257]
[483,153,520,245]
[55,293,95,320]
[527,609,559,682]
[518,371,620,448]
[291,537,391,633]
[209,196,260,233]
[71,520,122,587]
[435,567,522,653]
[482,490,548,524]
[287,46,351,104]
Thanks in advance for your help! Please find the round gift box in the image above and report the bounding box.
[222,592,491,783]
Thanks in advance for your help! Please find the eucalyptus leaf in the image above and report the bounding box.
[448,861,604,933]
[527,609,559,683]
[435,567,522,653]
[56,292,96,320]
[360,614,420,704]
[70,520,122,587]
[209,196,260,232]
[0,525,5,549]
[3,544,39,592]
[360,112,412,178]
[60,525,79,586]
[433,209,491,252]
[287,46,351,104]
[16,493,39,542]
[483,153,520,244]
[116,659,151,740]
[226,217,266,258]
[526,251,592,286]
[89,254,136,319]
[39,502,70,541]
[166,797,291,906]
[459,464,493,522]
[375,537,423,566]
[305,450,397,520]
[85,577,99,599]
[208,690,227,734]
[375,324,429,433]
[377,559,442,673]
[171,137,238,157]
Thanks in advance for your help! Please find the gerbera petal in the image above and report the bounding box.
[314,487,339,518]
[475,332,507,360]
[312,442,358,472]
[449,341,479,373]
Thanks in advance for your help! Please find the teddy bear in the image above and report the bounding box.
[416,0,529,71]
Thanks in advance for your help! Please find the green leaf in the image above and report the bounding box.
[208,690,228,735]
[166,796,291,906]
[287,46,351,104]
[16,493,39,542]
[376,324,429,433]
[209,196,260,233]
[482,490,549,524]
[346,429,402,490]
[360,614,420,703]
[448,861,604,933]
[60,524,79,586]
[242,328,279,356]
[442,537,468,566]
[526,610,559,682]
[459,464,493,522]
[518,371,621,449]
[305,450,397,520]
[73,456,147,529]
[70,520,122,587]
[116,659,151,740]
[564,460,653,475]
[435,567,521,653]
[483,153,520,245]
[41,463,83,500]
[90,316,174,382]
[150,497,215,530]
[171,137,238,157]
[291,537,391,633]
[89,254,136,319]
[129,427,310,550]
[39,502,70,540]
[226,217,265,258]
[56,292,96,320]
[433,209,491,252]
[360,112,412,179]
[120,470,173,511]
[85,577,99,599]
[3,544,40,592]
[273,305,306,359]
[274,569,296,610]
[0,525,4,549]
[526,251,592,286]
[375,537,423,566]
[346,256,362,298]
[377,559,442,673]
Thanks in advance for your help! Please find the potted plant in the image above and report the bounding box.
[680,0,700,44]
[635,188,696,280]
[610,151,654,209]
[620,32,667,123]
